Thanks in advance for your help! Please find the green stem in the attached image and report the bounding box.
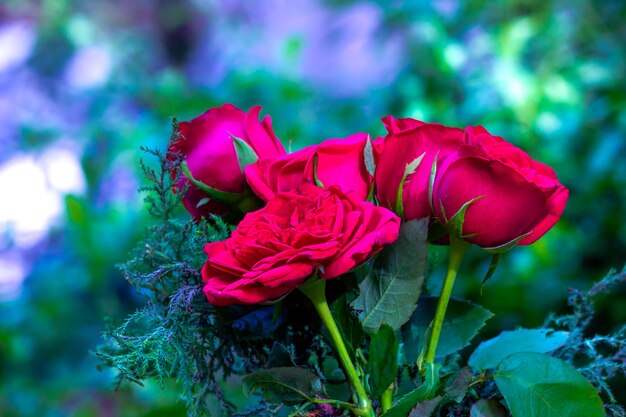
[381,384,393,412]
[301,279,374,417]
[423,237,467,365]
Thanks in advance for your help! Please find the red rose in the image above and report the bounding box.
[375,116,465,220]
[432,126,569,248]
[169,104,285,220]
[245,133,379,203]
[201,184,400,306]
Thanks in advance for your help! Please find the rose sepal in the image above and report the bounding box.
[483,231,533,254]
[230,133,259,172]
[180,161,244,205]
[438,196,484,241]
[394,152,426,219]
[363,136,376,202]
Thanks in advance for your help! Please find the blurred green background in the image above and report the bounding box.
[0,0,624,415]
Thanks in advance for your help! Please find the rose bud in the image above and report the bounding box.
[245,133,380,203]
[168,103,285,220]
[431,126,569,250]
[201,184,400,306]
[375,116,465,221]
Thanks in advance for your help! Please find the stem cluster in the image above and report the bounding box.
[301,240,466,416]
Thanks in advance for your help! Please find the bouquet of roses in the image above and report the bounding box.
[99,104,625,417]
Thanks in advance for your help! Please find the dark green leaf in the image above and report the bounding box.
[242,367,323,405]
[267,343,295,368]
[494,352,604,417]
[468,328,569,370]
[404,368,472,417]
[470,399,507,417]
[330,295,364,360]
[402,297,493,363]
[406,368,472,417]
[444,367,472,402]
[352,218,428,333]
[367,324,399,398]
[381,363,440,417]
[408,396,443,417]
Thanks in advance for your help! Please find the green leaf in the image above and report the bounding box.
[494,352,604,417]
[395,153,426,218]
[352,218,428,333]
[402,297,493,363]
[367,324,399,398]
[468,329,569,371]
[242,367,323,406]
[381,363,440,417]
[469,399,507,417]
[330,295,364,360]
[230,134,258,172]
[267,343,295,368]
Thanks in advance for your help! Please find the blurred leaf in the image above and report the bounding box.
[65,194,87,226]
[242,367,322,405]
[494,352,604,417]
[470,399,507,417]
[444,367,472,403]
[267,343,295,368]
[408,396,442,417]
[352,218,428,333]
[469,328,569,370]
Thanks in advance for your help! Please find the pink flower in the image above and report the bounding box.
[202,184,400,306]
[432,126,569,248]
[246,133,379,203]
[375,116,465,220]
[169,104,285,220]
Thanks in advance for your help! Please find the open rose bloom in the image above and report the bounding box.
[202,184,400,306]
